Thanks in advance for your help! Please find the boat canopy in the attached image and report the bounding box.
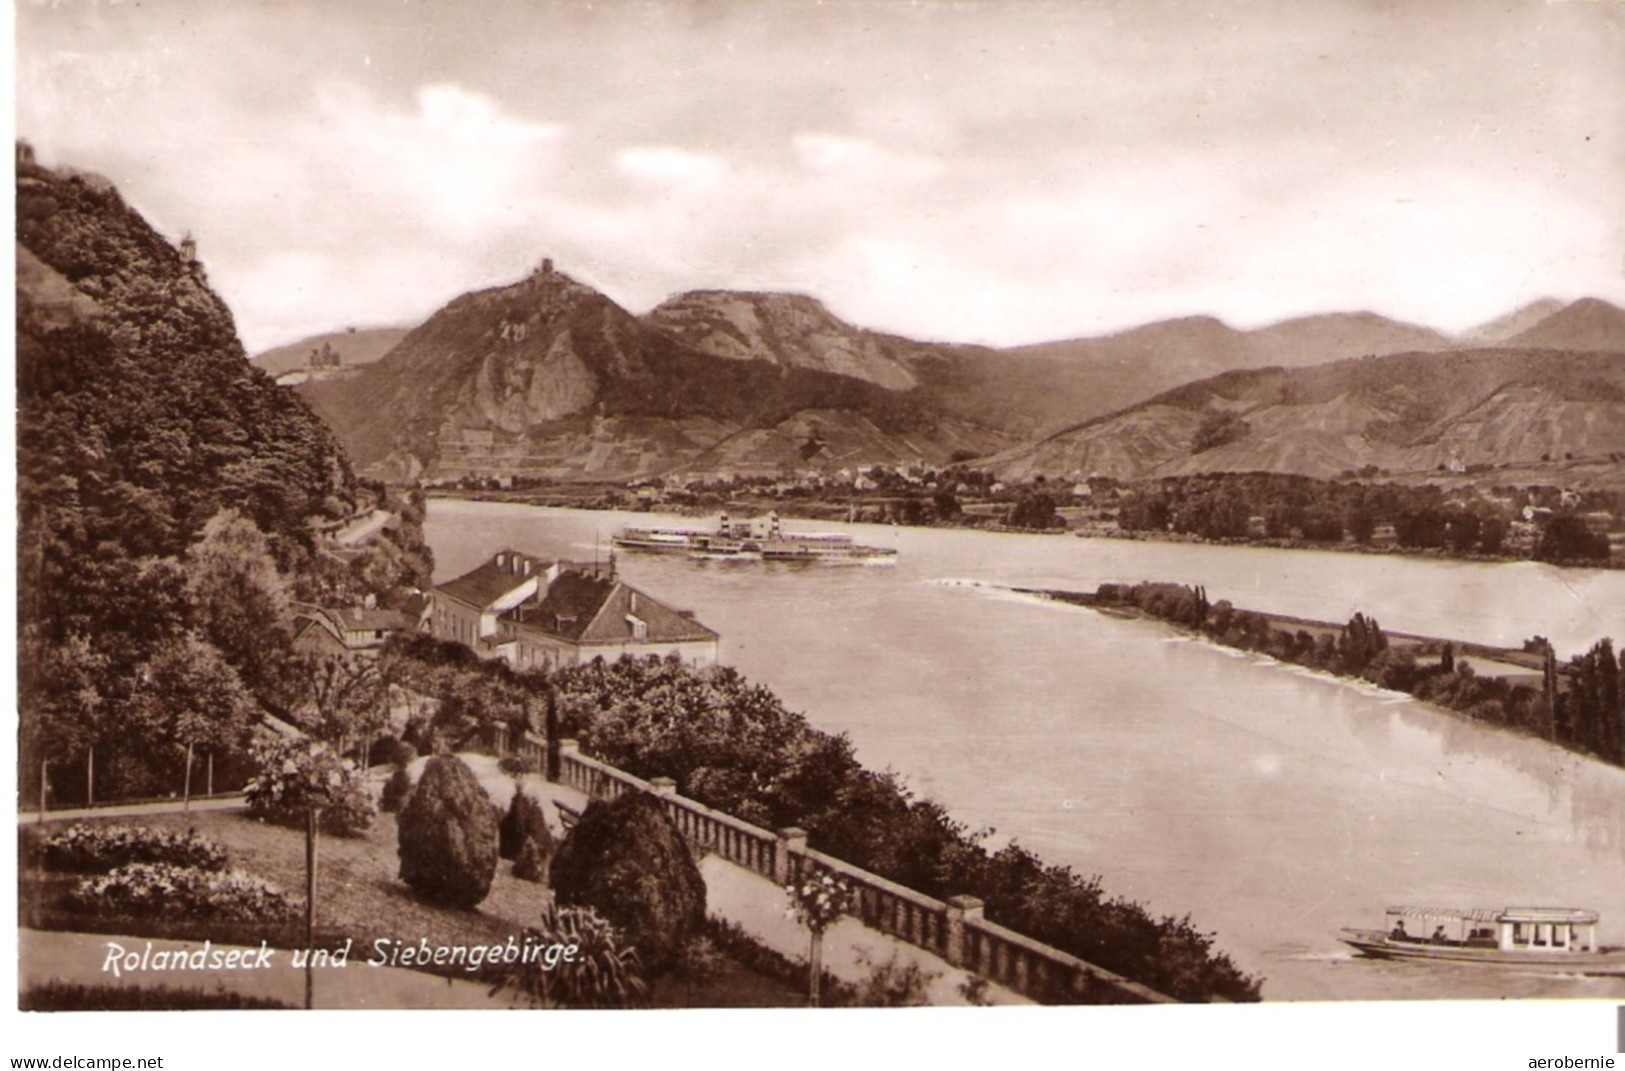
[1386,907,1501,923]
[1500,908,1599,925]
[1385,906,1599,925]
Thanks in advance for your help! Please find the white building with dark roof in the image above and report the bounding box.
[431,549,719,670]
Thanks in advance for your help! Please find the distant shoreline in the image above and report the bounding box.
[422,489,1621,570]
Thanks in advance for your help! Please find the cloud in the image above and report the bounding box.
[15,0,1625,351]
[792,133,944,185]
[303,83,566,238]
[616,145,729,189]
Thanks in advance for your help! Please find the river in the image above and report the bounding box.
[424,499,1625,1001]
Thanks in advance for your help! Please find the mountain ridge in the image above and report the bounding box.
[985,346,1625,482]
[298,263,1011,482]
[294,258,1625,483]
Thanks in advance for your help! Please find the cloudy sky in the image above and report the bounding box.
[14,0,1625,353]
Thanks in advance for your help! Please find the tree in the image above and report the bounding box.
[786,871,854,1006]
[1569,640,1622,762]
[1301,508,1344,543]
[1445,512,1481,555]
[130,634,256,808]
[549,791,706,973]
[1535,515,1611,564]
[1347,505,1377,545]
[1478,515,1509,555]
[295,654,386,761]
[1005,492,1058,530]
[1339,613,1388,677]
[184,509,296,707]
[396,755,499,908]
[19,632,107,813]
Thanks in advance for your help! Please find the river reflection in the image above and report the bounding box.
[425,499,1625,1000]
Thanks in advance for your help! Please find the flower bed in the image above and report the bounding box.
[69,862,298,922]
[37,823,229,873]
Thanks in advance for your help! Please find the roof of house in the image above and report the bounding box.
[294,607,414,648]
[292,615,347,648]
[504,571,718,646]
[328,607,414,633]
[436,549,553,609]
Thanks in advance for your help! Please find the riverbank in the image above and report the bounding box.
[1021,586,1547,678]
[1020,581,1620,771]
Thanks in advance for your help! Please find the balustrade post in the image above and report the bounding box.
[650,776,677,797]
[555,739,581,792]
[775,827,808,885]
[944,895,984,969]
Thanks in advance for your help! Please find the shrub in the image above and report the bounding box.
[958,975,993,1006]
[513,836,546,883]
[373,736,417,770]
[493,905,648,1008]
[397,754,499,908]
[848,950,936,1006]
[69,863,297,921]
[498,753,539,777]
[316,779,378,837]
[379,766,414,814]
[699,917,845,1004]
[38,823,228,873]
[548,791,705,973]
[670,934,728,985]
[498,785,554,861]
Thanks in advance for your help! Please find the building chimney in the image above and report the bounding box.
[629,591,638,613]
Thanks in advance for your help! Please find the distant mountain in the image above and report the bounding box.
[992,311,1452,432]
[1459,299,1566,345]
[986,348,1625,481]
[643,290,927,391]
[293,267,1625,484]
[251,325,414,376]
[1505,297,1625,352]
[298,263,1012,482]
[649,296,1460,435]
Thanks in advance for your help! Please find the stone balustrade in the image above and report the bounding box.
[552,739,1175,1005]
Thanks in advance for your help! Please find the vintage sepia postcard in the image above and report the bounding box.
[8,0,1625,1064]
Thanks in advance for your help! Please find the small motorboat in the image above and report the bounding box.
[1340,906,1625,974]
